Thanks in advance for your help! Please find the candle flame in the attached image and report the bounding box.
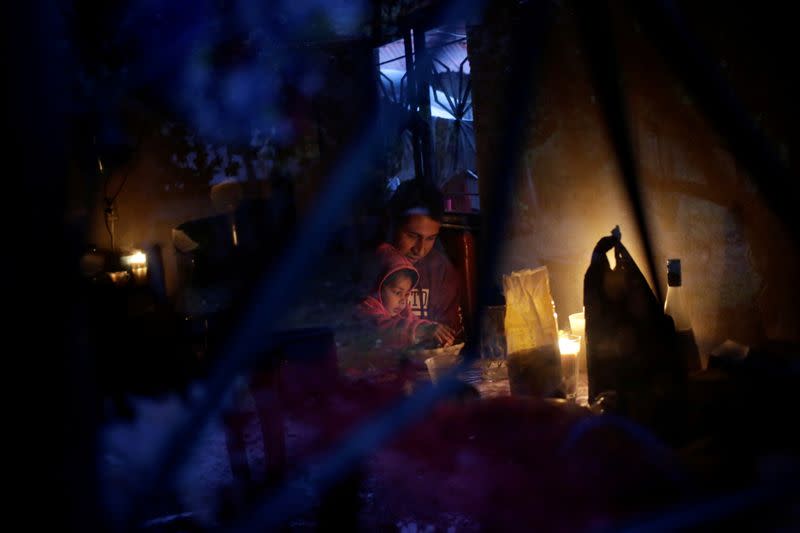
[558,333,581,356]
[122,250,147,266]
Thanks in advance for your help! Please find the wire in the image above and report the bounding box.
[104,205,115,251]
[100,158,123,251]
[98,132,144,251]
[104,168,129,206]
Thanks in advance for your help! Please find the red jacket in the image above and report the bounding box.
[356,244,433,348]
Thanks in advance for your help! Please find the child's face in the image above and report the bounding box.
[381,275,413,317]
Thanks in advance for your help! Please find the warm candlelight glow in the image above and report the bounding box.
[558,331,581,401]
[108,271,129,284]
[131,265,148,281]
[558,332,580,356]
[122,251,147,266]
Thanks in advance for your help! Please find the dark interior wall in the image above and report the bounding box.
[62,0,388,307]
[70,45,378,303]
[618,2,800,347]
[297,41,380,216]
[469,2,633,328]
[468,1,798,354]
[674,0,798,178]
[78,122,218,299]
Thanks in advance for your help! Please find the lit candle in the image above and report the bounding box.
[132,265,148,282]
[558,332,581,401]
[122,250,147,267]
[568,310,587,375]
[122,250,148,283]
[108,271,129,284]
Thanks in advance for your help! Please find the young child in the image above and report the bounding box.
[356,244,455,349]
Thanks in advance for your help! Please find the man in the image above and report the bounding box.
[386,179,462,345]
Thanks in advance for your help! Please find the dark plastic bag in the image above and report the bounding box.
[584,227,687,444]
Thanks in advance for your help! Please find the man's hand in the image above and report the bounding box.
[419,322,455,347]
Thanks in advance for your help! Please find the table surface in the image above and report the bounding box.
[449,359,591,406]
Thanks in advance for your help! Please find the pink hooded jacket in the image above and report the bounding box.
[355,243,434,348]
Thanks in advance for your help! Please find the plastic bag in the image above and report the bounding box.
[584,227,687,443]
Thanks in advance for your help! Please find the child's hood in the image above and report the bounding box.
[370,243,420,304]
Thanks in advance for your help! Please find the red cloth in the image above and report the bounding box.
[356,244,433,348]
[409,247,462,332]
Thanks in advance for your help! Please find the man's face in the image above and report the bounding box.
[393,214,441,263]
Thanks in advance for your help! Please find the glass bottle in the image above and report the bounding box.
[664,259,702,372]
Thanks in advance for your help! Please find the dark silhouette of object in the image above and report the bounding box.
[584,227,687,445]
[81,246,195,419]
[214,328,345,529]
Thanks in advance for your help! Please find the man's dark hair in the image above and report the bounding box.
[388,179,445,224]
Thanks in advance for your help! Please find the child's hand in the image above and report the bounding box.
[420,323,456,347]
